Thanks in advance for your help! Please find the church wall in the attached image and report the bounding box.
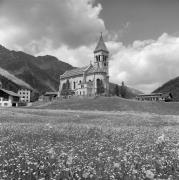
[59,34,109,97]
[59,72,108,96]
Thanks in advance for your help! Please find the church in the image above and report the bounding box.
[59,34,109,96]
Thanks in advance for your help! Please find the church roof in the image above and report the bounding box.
[60,66,89,79]
[60,64,106,79]
[87,65,106,74]
[94,33,109,53]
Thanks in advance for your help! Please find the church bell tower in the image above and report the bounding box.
[94,33,109,75]
[93,33,110,96]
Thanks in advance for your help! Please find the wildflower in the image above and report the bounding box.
[145,170,154,179]
[113,162,120,168]
[156,134,165,144]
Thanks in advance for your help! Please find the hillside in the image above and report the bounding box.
[153,76,179,101]
[33,96,179,115]
[0,45,73,94]
[109,82,143,98]
[0,44,142,98]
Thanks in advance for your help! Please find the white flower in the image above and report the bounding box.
[114,162,120,168]
[146,170,155,179]
[157,134,165,144]
[45,123,52,129]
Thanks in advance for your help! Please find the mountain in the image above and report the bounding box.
[153,76,179,101]
[0,44,142,100]
[0,45,73,95]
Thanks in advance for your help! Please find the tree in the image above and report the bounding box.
[60,79,72,97]
[120,81,127,98]
[115,85,120,96]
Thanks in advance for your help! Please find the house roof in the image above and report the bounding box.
[94,33,109,53]
[44,92,58,96]
[0,88,20,97]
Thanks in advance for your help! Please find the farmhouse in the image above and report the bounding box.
[59,34,110,97]
[0,88,20,107]
[43,92,58,101]
[136,93,173,102]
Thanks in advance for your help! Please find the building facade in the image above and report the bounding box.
[136,93,172,102]
[0,88,20,107]
[59,34,110,97]
[18,89,31,102]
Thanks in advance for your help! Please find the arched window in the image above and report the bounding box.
[73,82,76,89]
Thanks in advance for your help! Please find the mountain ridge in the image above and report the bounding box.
[153,76,179,101]
[0,45,73,95]
[0,44,142,100]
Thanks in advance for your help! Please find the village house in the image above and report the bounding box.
[59,34,110,97]
[0,82,20,107]
[43,92,58,101]
[136,93,173,102]
[18,89,31,103]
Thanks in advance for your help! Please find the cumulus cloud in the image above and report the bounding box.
[1,0,179,93]
[109,33,179,93]
[0,0,105,53]
[38,33,179,93]
[37,45,94,67]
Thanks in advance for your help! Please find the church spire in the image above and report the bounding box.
[94,33,109,54]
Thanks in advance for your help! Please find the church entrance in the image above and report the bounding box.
[96,79,105,95]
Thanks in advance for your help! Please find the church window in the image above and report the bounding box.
[104,56,107,62]
[96,55,100,62]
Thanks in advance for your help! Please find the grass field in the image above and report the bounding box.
[0,106,179,179]
[34,96,179,115]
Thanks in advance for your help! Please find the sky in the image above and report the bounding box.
[1,0,179,93]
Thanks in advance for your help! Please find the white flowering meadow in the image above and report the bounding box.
[0,108,179,180]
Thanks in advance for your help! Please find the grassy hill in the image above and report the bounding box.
[153,76,179,101]
[33,96,179,115]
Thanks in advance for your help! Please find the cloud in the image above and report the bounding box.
[38,45,94,67]
[0,0,105,53]
[109,33,179,93]
[38,33,179,93]
[1,1,179,93]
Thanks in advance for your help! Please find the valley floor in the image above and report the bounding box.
[0,107,179,179]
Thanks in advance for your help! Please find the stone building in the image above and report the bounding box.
[18,89,31,102]
[59,34,110,97]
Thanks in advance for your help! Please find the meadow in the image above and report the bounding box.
[0,102,179,180]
